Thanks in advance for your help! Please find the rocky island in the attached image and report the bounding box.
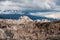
[0,16,60,40]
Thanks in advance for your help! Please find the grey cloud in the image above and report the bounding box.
[0,0,60,12]
[52,0,60,6]
[0,0,5,1]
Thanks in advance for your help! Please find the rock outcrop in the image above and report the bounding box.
[0,16,60,40]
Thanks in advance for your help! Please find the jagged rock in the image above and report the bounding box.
[41,19,50,22]
[18,16,33,24]
[0,29,7,39]
[35,19,41,23]
[35,19,50,24]
[0,16,59,40]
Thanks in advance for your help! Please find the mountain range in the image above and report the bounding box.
[0,10,58,21]
[0,14,58,21]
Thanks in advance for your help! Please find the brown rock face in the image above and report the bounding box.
[0,16,60,40]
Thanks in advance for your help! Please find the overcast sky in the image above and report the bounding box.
[0,0,60,19]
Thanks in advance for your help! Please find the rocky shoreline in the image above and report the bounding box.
[0,16,60,40]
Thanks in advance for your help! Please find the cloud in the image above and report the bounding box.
[0,0,56,11]
[20,0,56,10]
[0,1,20,10]
[53,0,60,6]
[0,0,5,2]
[44,12,60,19]
[0,0,60,19]
[30,12,60,19]
[0,0,60,11]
